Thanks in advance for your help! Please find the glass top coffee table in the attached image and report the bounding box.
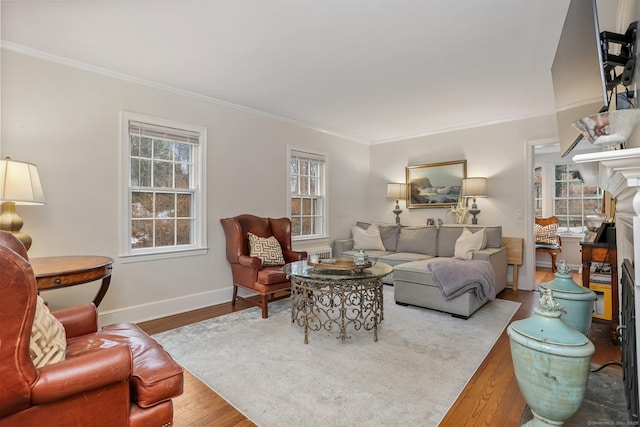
[283,260,393,344]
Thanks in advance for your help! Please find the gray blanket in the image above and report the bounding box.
[428,259,496,302]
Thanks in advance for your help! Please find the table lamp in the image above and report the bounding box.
[0,157,45,251]
[461,177,487,225]
[386,183,407,224]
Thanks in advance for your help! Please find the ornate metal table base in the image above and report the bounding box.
[291,277,384,344]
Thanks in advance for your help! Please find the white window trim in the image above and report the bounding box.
[120,112,207,262]
[287,145,329,242]
[535,160,601,236]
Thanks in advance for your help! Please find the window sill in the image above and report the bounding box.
[292,235,329,243]
[557,230,586,239]
[120,247,208,263]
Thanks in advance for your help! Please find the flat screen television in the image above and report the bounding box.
[552,0,609,157]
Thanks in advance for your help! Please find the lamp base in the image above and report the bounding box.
[0,202,32,251]
[393,208,402,225]
[468,205,481,225]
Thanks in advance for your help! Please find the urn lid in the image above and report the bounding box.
[538,261,594,297]
[508,289,593,351]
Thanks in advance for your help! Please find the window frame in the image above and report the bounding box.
[534,159,602,235]
[552,163,602,232]
[287,146,328,242]
[121,112,207,261]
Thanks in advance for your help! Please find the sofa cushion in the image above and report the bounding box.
[396,226,438,256]
[454,228,485,260]
[378,252,433,266]
[357,221,400,251]
[393,259,451,286]
[342,249,393,261]
[351,223,386,250]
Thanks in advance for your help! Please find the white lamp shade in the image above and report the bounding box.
[386,183,407,199]
[0,158,45,205]
[572,109,640,146]
[461,177,488,198]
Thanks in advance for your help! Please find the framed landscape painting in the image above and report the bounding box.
[406,160,467,208]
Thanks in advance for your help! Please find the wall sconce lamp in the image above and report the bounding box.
[0,157,45,251]
[461,177,487,225]
[386,183,407,225]
[572,109,640,147]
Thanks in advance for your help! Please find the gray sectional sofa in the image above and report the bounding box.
[333,222,507,318]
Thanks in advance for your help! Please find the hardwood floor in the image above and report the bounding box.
[138,270,621,427]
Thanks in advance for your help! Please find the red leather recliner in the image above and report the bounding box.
[220,214,307,318]
[0,231,184,426]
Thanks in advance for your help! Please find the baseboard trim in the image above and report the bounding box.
[97,287,234,327]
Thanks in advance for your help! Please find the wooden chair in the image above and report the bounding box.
[220,214,307,318]
[535,216,562,272]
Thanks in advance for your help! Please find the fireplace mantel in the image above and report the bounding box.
[573,147,640,415]
[573,147,640,212]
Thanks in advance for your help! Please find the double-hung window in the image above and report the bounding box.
[122,112,207,259]
[553,163,602,231]
[534,161,602,233]
[288,147,327,240]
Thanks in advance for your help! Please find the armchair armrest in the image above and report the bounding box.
[52,304,98,338]
[284,250,307,262]
[238,255,262,269]
[31,345,132,404]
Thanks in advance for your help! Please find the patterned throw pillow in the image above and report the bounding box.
[535,223,559,245]
[248,232,285,266]
[30,295,66,368]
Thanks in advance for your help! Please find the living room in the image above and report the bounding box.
[2,1,640,426]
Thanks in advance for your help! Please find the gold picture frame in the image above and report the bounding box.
[406,160,467,208]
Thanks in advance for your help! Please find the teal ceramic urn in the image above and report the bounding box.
[507,289,595,426]
[538,260,596,335]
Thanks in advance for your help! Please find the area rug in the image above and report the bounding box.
[154,287,520,426]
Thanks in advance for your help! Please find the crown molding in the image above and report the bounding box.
[1,41,368,145]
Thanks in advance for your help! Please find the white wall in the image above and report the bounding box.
[1,49,371,324]
[0,47,568,318]
[369,117,559,290]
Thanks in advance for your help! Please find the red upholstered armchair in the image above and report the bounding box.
[0,231,183,427]
[220,214,307,318]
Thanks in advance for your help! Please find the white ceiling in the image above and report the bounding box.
[0,1,594,143]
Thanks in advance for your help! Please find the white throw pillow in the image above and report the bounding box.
[454,227,485,260]
[351,223,386,251]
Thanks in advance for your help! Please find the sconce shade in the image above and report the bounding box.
[0,158,45,205]
[572,109,640,146]
[386,183,407,200]
[461,177,488,198]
